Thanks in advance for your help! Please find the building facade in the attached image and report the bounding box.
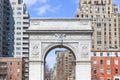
[76,0,120,51]
[0,58,23,80]
[91,51,120,80]
[76,0,120,80]
[55,50,75,80]
[9,0,29,79]
[0,0,14,57]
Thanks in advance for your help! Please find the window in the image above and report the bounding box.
[17,17,21,20]
[115,68,118,74]
[17,12,21,15]
[93,59,97,64]
[107,59,110,65]
[16,47,21,50]
[107,53,110,56]
[16,32,21,35]
[104,23,106,26]
[17,7,22,10]
[100,68,104,74]
[115,59,118,65]
[93,52,96,56]
[115,52,118,57]
[18,62,20,65]
[93,68,97,74]
[16,42,21,45]
[115,78,119,80]
[10,62,12,65]
[17,22,21,25]
[17,68,20,72]
[107,68,110,74]
[16,37,21,40]
[100,52,103,56]
[12,2,16,5]
[17,27,21,30]
[107,79,110,80]
[10,74,12,79]
[16,52,21,55]
[100,60,103,64]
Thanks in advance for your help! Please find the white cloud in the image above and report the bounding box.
[23,0,48,7]
[35,4,62,16]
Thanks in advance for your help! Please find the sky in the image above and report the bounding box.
[23,0,120,18]
[23,0,78,17]
[23,0,120,68]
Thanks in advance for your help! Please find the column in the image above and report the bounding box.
[76,61,91,80]
[29,61,44,80]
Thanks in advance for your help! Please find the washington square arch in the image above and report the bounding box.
[27,18,93,80]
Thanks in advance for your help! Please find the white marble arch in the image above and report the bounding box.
[27,18,93,80]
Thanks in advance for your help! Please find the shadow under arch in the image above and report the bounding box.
[43,44,76,61]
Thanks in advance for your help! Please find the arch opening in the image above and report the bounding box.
[44,45,76,80]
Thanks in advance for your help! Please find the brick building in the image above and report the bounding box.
[0,58,23,80]
[91,51,120,80]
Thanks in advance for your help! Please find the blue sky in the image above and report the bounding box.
[23,0,78,17]
[23,0,120,17]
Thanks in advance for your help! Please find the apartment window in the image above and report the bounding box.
[107,68,110,74]
[17,12,21,15]
[115,59,118,65]
[16,52,21,55]
[100,60,103,64]
[93,59,97,64]
[10,74,12,79]
[17,68,20,72]
[100,68,104,74]
[16,47,21,50]
[16,37,21,40]
[104,32,106,35]
[93,52,96,56]
[10,68,12,72]
[97,23,101,26]
[17,7,22,10]
[81,14,84,18]
[115,41,117,44]
[104,23,106,26]
[18,62,20,65]
[115,52,118,57]
[115,68,118,74]
[16,32,21,35]
[109,23,111,26]
[16,42,21,45]
[17,22,21,25]
[93,68,97,74]
[107,59,110,65]
[17,27,21,30]
[12,2,16,5]
[10,62,12,65]
[17,17,21,20]
[100,52,103,56]
[107,53,110,56]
